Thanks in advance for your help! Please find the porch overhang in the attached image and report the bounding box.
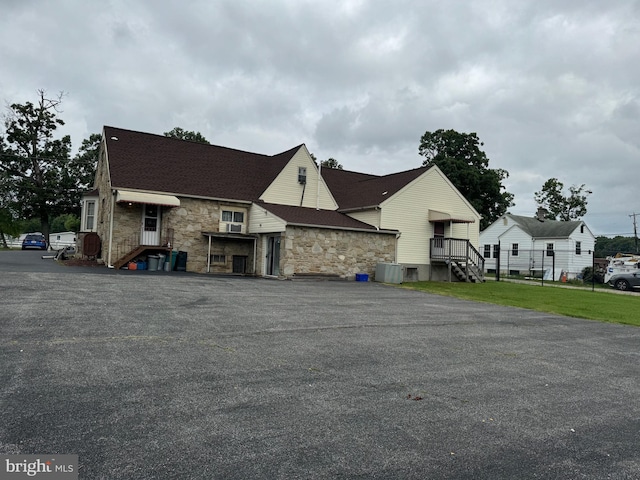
[116,190,180,207]
[202,231,258,274]
[428,209,475,224]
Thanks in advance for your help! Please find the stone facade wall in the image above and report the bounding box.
[158,198,253,274]
[281,226,396,279]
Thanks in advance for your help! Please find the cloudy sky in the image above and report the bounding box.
[1,0,638,236]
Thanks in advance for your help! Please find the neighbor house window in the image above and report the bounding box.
[222,210,244,223]
[492,244,499,258]
[512,243,519,256]
[576,241,581,255]
[546,243,554,256]
[210,254,226,263]
[85,200,95,230]
[483,245,491,258]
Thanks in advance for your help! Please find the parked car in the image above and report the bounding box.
[607,272,640,292]
[21,233,48,250]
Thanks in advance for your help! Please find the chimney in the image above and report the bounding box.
[536,207,548,222]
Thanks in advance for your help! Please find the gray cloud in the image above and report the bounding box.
[1,0,638,235]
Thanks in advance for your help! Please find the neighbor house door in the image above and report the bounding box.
[266,235,281,276]
[432,221,445,256]
[141,204,161,246]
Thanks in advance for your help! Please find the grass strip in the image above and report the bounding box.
[401,281,639,326]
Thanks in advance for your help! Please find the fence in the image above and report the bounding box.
[484,247,595,282]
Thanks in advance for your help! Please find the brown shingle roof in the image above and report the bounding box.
[322,166,432,210]
[258,202,396,232]
[104,126,299,201]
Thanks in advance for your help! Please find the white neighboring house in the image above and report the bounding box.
[480,209,596,280]
[49,231,77,250]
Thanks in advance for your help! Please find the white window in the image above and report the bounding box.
[576,241,582,255]
[85,200,95,231]
[546,243,554,256]
[512,243,519,256]
[298,167,307,184]
[222,210,244,223]
[483,245,491,258]
[210,254,226,263]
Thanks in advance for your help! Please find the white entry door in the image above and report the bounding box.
[141,204,161,245]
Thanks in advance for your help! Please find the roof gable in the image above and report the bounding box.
[103,126,298,201]
[506,214,584,238]
[322,166,432,210]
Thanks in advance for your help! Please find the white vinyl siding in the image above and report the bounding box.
[345,208,380,229]
[249,204,287,233]
[260,147,338,210]
[378,168,480,264]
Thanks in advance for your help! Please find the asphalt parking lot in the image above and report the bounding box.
[1,250,639,479]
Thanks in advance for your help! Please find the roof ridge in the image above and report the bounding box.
[103,125,293,158]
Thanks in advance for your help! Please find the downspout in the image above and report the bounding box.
[107,190,116,268]
[316,162,321,210]
[253,237,257,275]
[300,182,306,207]
[207,235,212,273]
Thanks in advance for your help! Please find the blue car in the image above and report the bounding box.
[22,233,48,250]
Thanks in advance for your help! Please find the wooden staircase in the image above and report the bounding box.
[113,246,149,270]
[448,260,484,283]
[113,246,171,270]
[431,238,486,283]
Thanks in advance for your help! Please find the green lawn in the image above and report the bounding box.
[401,281,639,326]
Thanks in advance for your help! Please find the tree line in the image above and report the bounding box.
[1,91,596,247]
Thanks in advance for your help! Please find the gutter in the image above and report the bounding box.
[337,205,381,213]
[107,189,116,268]
[287,222,397,235]
[111,186,253,205]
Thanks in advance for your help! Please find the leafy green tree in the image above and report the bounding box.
[73,133,101,191]
[0,90,76,240]
[595,236,638,257]
[20,218,42,234]
[163,127,210,144]
[534,178,591,221]
[51,213,80,233]
[419,129,514,230]
[0,170,21,247]
[0,209,21,248]
[320,158,343,169]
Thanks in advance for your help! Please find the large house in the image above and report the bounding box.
[480,209,596,280]
[80,126,483,282]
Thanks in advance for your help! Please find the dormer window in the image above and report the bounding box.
[298,167,307,184]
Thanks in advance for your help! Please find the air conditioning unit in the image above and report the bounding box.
[226,224,242,233]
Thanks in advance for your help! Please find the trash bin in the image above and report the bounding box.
[156,254,166,271]
[170,250,178,270]
[148,255,159,271]
[175,251,188,271]
[355,273,369,282]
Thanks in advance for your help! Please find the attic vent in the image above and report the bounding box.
[298,167,307,184]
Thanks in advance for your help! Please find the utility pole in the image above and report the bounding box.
[631,213,639,254]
